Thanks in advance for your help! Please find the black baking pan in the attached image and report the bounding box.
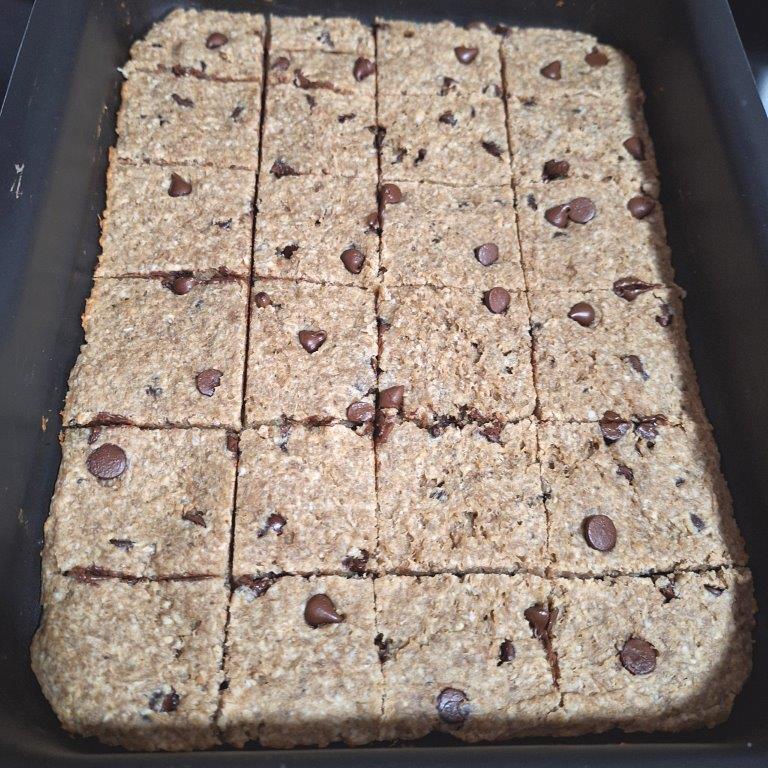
[2,0,768,765]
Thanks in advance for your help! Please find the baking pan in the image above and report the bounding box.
[1,0,768,765]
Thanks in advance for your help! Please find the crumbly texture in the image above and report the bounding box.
[550,569,755,734]
[530,287,701,423]
[233,425,376,577]
[253,172,379,287]
[376,19,502,99]
[376,573,560,742]
[260,49,377,178]
[517,179,674,290]
[97,159,254,277]
[376,420,546,574]
[43,428,236,578]
[124,9,265,81]
[378,285,535,425]
[506,91,658,193]
[540,419,746,577]
[220,575,382,747]
[63,278,248,429]
[271,15,374,56]
[115,72,262,169]
[31,576,228,751]
[380,182,525,290]
[502,28,640,99]
[245,280,377,424]
[379,96,510,187]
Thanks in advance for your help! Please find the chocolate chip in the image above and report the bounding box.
[440,76,457,96]
[705,585,725,596]
[148,688,180,713]
[525,603,553,639]
[623,136,646,160]
[568,197,596,224]
[582,514,617,551]
[599,411,631,442]
[171,93,194,108]
[206,32,228,49]
[475,242,499,267]
[498,640,516,664]
[340,247,365,274]
[616,463,634,483]
[436,687,469,724]
[338,112,356,123]
[455,46,479,64]
[379,385,404,411]
[304,593,343,627]
[623,354,649,381]
[298,330,327,353]
[230,105,244,120]
[660,584,677,602]
[109,538,133,551]
[414,148,427,165]
[92,412,133,427]
[540,60,562,80]
[353,57,375,81]
[365,210,381,232]
[439,110,457,126]
[375,411,397,445]
[342,550,369,575]
[270,160,299,178]
[612,277,660,301]
[226,432,240,454]
[271,55,290,70]
[235,574,276,597]
[620,637,657,675]
[182,510,207,527]
[544,204,570,228]
[254,291,272,308]
[259,513,286,537]
[690,513,706,532]
[635,414,666,441]
[169,274,195,295]
[568,302,595,327]
[380,183,402,205]
[86,443,127,480]
[196,368,223,397]
[656,303,674,327]
[527,194,538,210]
[87,426,101,444]
[347,401,375,424]
[293,69,336,91]
[168,172,192,197]
[627,195,656,219]
[374,633,392,662]
[481,140,503,158]
[585,46,608,66]
[542,159,570,181]
[484,287,510,314]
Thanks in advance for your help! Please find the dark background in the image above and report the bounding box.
[1,1,768,109]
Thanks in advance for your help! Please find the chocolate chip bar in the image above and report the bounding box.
[33,10,754,753]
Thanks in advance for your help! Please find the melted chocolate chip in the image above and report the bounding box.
[543,159,570,181]
[338,112,356,123]
[366,210,381,232]
[182,510,207,527]
[585,46,609,66]
[540,60,562,80]
[475,242,499,266]
[656,303,674,327]
[235,574,276,597]
[259,513,286,537]
[270,160,299,178]
[86,443,127,480]
[298,330,327,353]
[599,411,631,442]
[690,513,706,532]
[169,274,195,295]
[612,277,660,301]
[205,32,228,49]
[380,183,402,205]
[616,463,634,483]
[455,46,479,64]
[627,195,656,219]
[379,385,405,411]
[623,136,646,160]
[568,302,595,327]
[375,411,397,445]
[525,603,553,639]
[481,140,503,158]
[353,57,375,82]
[623,354,649,381]
[374,633,392,662]
[705,585,725,597]
[436,687,470,724]
[484,287,511,314]
[582,514,617,551]
[498,639,516,664]
[148,688,180,713]
[109,538,133,551]
[171,93,194,108]
[196,368,223,397]
[440,76,458,96]
[340,247,366,274]
[254,291,272,308]
[226,432,240,454]
[342,550,369,575]
[635,414,667,441]
[304,593,343,627]
[659,583,677,602]
[620,637,657,675]
[168,172,192,197]
[439,110,458,126]
[347,401,375,424]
